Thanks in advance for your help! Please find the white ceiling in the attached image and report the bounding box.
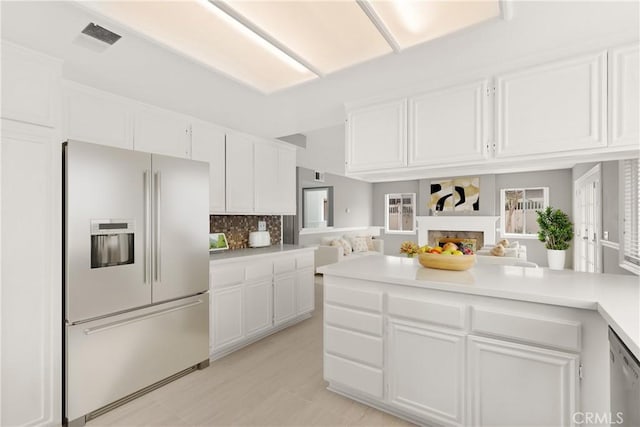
[1,1,638,139]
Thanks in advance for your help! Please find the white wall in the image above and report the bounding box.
[296,124,345,176]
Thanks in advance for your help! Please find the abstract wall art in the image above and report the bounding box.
[430,177,480,212]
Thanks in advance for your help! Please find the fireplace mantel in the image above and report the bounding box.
[416,216,500,247]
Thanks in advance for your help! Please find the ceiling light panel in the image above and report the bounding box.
[79,1,316,93]
[218,0,393,75]
[367,0,501,49]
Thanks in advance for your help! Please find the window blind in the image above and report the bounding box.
[622,159,640,268]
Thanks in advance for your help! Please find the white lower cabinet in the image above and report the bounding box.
[387,320,466,426]
[211,285,244,350]
[296,267,315,315]
[274,273,297,325]
[467,335,579,427]
[245,279,273,337]
[210,249,315,358]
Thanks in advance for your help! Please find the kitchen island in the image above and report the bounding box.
[319,255,639,427]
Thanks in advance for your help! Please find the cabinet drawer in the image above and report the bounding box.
[324,285,382,313]
[388,295,466,330]
[210,264,244,289]
[296,253,314,270]
[245,260,273,281]
[471,307,581,352]
[324,354,383,399]
[325,326,383,367]
[325,304,383,336]
[274,257,296,274]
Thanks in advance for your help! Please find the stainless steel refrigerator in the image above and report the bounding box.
[63,140,210,426]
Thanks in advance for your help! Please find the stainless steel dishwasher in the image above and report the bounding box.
[609,327,640,427]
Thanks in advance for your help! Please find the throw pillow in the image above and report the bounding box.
[352,237,369,253]
[339,238,352,255]
[358,235,375,251]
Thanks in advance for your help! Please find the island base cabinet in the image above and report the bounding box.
[387,320,466,426]
[467,336,579,427]
[324,354,384,399]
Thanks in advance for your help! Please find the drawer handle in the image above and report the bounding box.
[84,299,203,335]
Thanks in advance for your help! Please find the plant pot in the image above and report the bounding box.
[547,249,566,270]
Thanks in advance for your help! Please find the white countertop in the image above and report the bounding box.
[319,255,640,358]
[209,244,314,264]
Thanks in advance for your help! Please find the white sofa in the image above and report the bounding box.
[315,235,384,272]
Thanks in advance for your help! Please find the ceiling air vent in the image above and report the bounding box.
[81,23,121,45]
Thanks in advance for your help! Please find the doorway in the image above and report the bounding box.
[574,165,602,273]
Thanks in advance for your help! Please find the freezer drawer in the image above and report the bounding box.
[65,294,209,422]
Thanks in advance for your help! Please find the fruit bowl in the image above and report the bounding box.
[418,253,476,271]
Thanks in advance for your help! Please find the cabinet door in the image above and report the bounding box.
[134,105,190,158]
[191,122,226,213]
[387,320,466,426]
[64,84,133,149]
[346,99,406,173]
[610,44,640,147]
[1,41,60,127]
[468,335,579,427]
[277,147,297,214]
[211,286,244,351]
[254,141,278,214]
[495,52,607,158]
[274,274,296,325]
[1,120,60,426]
[225,132,254,213]
[245,279,273,337]
[408,80,489,167]
[296,267,315,315]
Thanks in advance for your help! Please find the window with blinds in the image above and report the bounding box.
[385,193,415,233]
[621,159,640,273]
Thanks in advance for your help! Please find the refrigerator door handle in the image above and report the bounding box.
[143,170,151,284]
[154,171,161,283]
[83,299,204,335]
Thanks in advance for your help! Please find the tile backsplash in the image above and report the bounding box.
[210,215,282,250]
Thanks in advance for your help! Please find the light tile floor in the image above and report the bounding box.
[88,276,415,426]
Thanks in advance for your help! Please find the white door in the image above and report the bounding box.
[211,285,244,350]
[63,84,134,149]
[244,279,273,337]
[296,268,315,315]
[225,132,255,213]
[467,335,579,427]
[254,141,278,213]
[609,44,640,147]
[387,320,466,426]
[274,274,296,325]
[346,99,406,173]
[133,105,190,158]
[495,52,607,158]
[190,121,226,213]
[574,165,602,273]
[408,80,489,167]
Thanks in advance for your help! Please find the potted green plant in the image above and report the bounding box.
[536,206,574,270]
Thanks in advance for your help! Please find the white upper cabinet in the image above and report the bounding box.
[226,132,255,213]
[495,52,607,158]
[346,99,407,173]
[254,141,297,215]
[1,42,61,128]
[408,80,489,166]
[277,147,297,215]
[63,83,134,150]
[609,44,640,147]
[191,121,226,213]
[254,140,279,214]
[133,105,191,158]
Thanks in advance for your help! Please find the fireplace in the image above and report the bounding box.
[428,230,484,251]
[416,216,500,248]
